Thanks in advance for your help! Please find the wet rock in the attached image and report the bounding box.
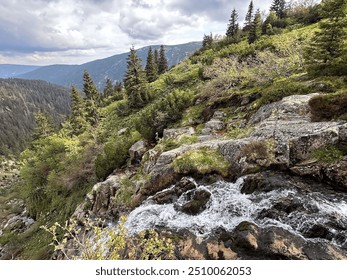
[241,172,294,194]
[151,177,196,204]
[304,224,333,240]
[177,189,211,215]
[129,140,148,164]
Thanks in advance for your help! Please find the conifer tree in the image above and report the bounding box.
[70,86,87,135]
[83,70,99,125]
[32,112,55,140]
[248,9,263,44]
[226,9,239,41]
[304,0,347,75]
[158,45,168,74]
[202,33,213,49]
[244,1,254,32]
[145,47,158,82]
[124,46,149,108]
[103,78,114,99]
[83,70,99,103]
[154,49,159,66]
[270,0,286,18]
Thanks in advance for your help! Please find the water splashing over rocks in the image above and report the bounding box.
[126,173,347,252]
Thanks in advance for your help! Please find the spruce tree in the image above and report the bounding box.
[154,49,159,66]
[158,45,168,74]
[124,46,149,108]
[103,78,114,99]
[270,0,286,18]
[32,112,55,140]
[70,86,87,135]
[304,0,347,75]
[202,33,213,49]
[244,1,254,32]
[83,70,99,103]
[226,9,239,41]
[145,47,158,82]
[248,9,263,44]
[83,70,99,125]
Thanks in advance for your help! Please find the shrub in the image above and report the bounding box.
[95,131,141,180]
[42,216,174,260]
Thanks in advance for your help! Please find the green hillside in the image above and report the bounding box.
[1,0,346,260]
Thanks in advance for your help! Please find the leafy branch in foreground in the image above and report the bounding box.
[41,216,174,260]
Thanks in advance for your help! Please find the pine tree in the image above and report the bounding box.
[83,70,99,103]
[124,46,149,108]
[154,49,159,66]
[145,47,158,82]
[158,45,168,74]
[83,70,99,125]
[202,33,213,49]
[103,78,114,99]
[270,0,286,18]
[244,1,254,32]
[32,112,55,140]
[304,0,347,75]
[226,9,239,41]
[248,9,263,44]
[70,86,87,135]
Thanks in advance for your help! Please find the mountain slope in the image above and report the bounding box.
[0,78,71,155]
[17,42,202,89]
[0,65,41,78]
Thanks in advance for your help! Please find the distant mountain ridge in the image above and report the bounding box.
[0,64,41,78]
[6,42,201,89]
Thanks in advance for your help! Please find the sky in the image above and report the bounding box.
[0,0,274,66]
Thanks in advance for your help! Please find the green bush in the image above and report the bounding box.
[95,131,141,180]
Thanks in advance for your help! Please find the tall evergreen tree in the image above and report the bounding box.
[248,9,263,44]
[158,45,168,74]
[244,1,254,32]
[304,0,347,75]
[83,70,99,125]
[226,9,239,40]
[83,70,99,103]
[124,46,149,108]
[32,112,55,140]
[103,78,114,99]
[70,86,87,135]
[202,33,213,49]
[154,49,159,66]
[270,0,286,18]
[145,47,158,82]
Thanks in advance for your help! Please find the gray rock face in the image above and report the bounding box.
[201,111,227,135]
[129,140,148,164]
[163,127,195,140]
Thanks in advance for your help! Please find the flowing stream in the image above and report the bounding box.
[125,177,347,248]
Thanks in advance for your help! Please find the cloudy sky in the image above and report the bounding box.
[0,0,274,66]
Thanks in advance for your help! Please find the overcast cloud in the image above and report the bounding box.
[0,0,273,65]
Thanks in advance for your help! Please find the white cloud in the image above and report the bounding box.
[0,0,274,65]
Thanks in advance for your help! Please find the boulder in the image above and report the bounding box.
[163,127,195,140]
[151,177,196,204]
[176,189,211,215]
[129,140,148,164]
